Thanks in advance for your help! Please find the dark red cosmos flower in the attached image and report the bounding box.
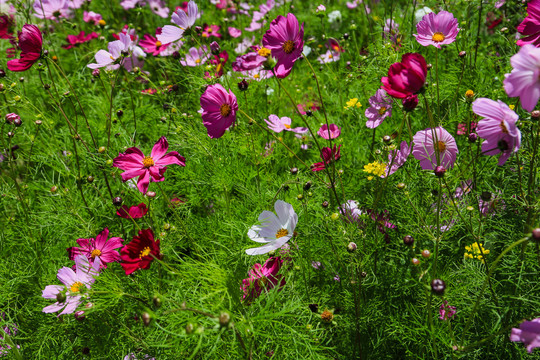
[312,144,341,172]
[0,14,15,40]
[62,31,99,50]
[205,50,228,78]
[120,229,161,275]
[517,0,540,47]
[381,53,427,99]
[7,24,43,72]
[116,203,148,219]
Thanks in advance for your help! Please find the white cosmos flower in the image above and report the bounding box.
[246,200,298,255]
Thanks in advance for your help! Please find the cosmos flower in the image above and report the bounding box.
[412,127,458,170]
[384,141,410,177]
[381,53,427,99]
[157,0,198,44]
[116,203,148,219]
[42,255,101,316]
[262,13,304,78]
[414,10,459,48]
[503,44,540,111]
[246,200,298,255]
[241,257,285,302]
[510,318,540,353]
[339,200,363,223]
[180,46,210,66]
[317,124,341,139]
[516,0,540,47]
[67,227,123,269]
[82,11,102,25]
[62,31,99,50]
[472,98,521,165]
[87,39,127,70]
[139,33,169,56]
[7,24,42,72]
[312,145,342,172]
[120,229,161,275]
[33,0,70,20]
[439,301,456,321]
[265,114,307,133]
[202,24,221,38]
[364,89,392,128]
[199,84,238,139]
[113,136,186,194]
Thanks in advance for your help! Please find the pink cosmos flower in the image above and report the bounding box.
[87,39,126,70]
[384,140,410,177]
[42,255,100,316]
[241,257,285,302]
[382,53,427,99]
[312,145,342,172]
[199,84,238,139]
[265,114,307,134]
[478,191,505,216]
[365,89,393,128]
[7,24,42,72]
[456,122,477,135]
[340,200,363,223]
[414,10,459,48]
[412,127,458,170]
[202,24,221,38]
[113,136,186,194]
[117,203,148,219]
[228,26,241,38]
[205,50,228,79]
[232,51,266,71]
[503,44,540,111]
[139,33,169,56]
[439,301,456,321]
[33,0,70,20]
[383,19,400,45]
[62,31,99,50]
[157,0,198,44]
[517,0,540,47]
[472,98,521,165]
[67,228,123,269]
[318,50,339,64]
[510,318,540,353]
[180,46,209,66]
[262,13,304,78]
[148,0,170,18]
[317,124,341,139]
[83,11,102,25]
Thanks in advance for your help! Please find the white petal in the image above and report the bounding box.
[247,225,270,243]
[245,236,291,255]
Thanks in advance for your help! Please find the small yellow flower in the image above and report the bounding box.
[345,98,361,110]
[464,242,489,262]
[509,104,515,110]
[363,161,387,177]
[465,89,474,99]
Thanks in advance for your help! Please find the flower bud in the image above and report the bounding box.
[532,228,540,241]
[322,201,329,208]
[98,146,106,153]
[434,166,446,178]
[321,309,333,323]
[458,51,466,58]
[480,191,492,201]
[468,133,477,143]
[411,258,420,266]
[146,191,156,198]
[382,135,391,144]
[56,292,66,303]
[172,51,181,59]
[185,322,195,334]
[431,279,446,295]
[219,311,231,328]
[303,181,312,191]
[112,196,123,206]
[74,310,85,321]
[402,94,418,111]
[0,69,5,77]
[347,242,357,252]
[397,182,406,190]
[403,235,414,246]
[92,69,100,77]
[308,303,319,312]
[142,312,152,326]
[50,185,58,193]
[421,249,431,258]
[290,167,298,175]
[237,79,248,91]
[532,110,540,119]
[210,41,221,55]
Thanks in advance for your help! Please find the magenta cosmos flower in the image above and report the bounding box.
[157,0,198,44]
[62,31,99,50]
[365,89,393,128]
[120,228,161,275]
[503,44,540,111]
[517,0,540,47]
[262,13,304,78]
[312,145,341,172]
[139,33,169,56]
[414,11,459,48]
[42,255,100,316]
[412,127,458,170]
[7,24,42,72]
[317,124,341,139]
[113,136,186,194]
[241,257,285,303]
[67,227,123,269]
[384,140,410,177]
[199,84,239,139]
[472,98,521,165]
[382,53,427,99]
[265,114,307,133]
[510,318,540,353]
[117,203,148,219]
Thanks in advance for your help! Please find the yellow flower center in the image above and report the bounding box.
[437,141,446,152]
[142,156,154,168]
[465,90,474,98]
[284,124,291,129]
[328,54,333,59]
[155,40,162,47]
[282,40,295,54]
[70,281,84,293]
[195,58,201,64]
[378,107,387,116]
[258,276,268,286]
[98,19,106,26]
[258,47,271,57]
[275,228,288,238]
[220,104,232,117]
[91,249,102,259]
[500,121,509,134]
[110,56,115,60]
[432,32,445,42]
[254,74,260,79]
[139,246,151,258]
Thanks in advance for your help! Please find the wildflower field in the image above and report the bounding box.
[2,0,540,358]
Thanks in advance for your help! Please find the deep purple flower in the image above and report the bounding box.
[510,318,540,353]
[317,124,341,139]
[412,127,458,170]
[365,89,392,128]
[504,44,540,111]
[472,98,521,165]
[414,11,459,48]
[262,13,304,78]
[199,84,238,139]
